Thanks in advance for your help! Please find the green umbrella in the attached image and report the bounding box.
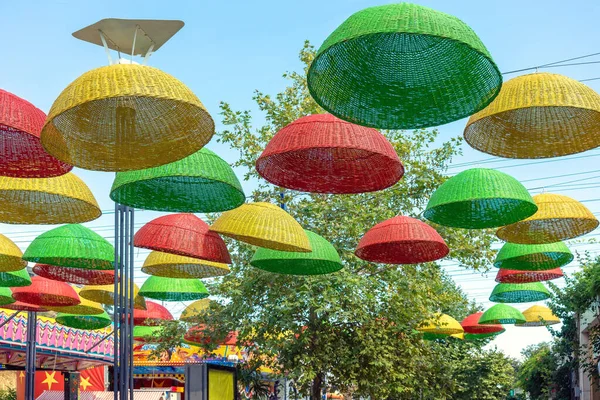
[424,168,536,229]
[250,230,342,275]
[110,148,245,213]
[464,331,504,340]
[23,224,114,270]
[139,276,209,302]
[0,287,15,305]
[479,304,526,325]
[0,268,31,287]
[133,325,165,343]
[494,242,573,271]
[55,311,112,330]
[489,282,550,303]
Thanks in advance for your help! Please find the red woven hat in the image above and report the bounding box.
[355,216,449,264]
[134,214,231,263]
[2,300,48,312]
[495,268,563,284]
[33,264,116,285]
[133,300,174,326]
[12,276,80,307]
[461,312,504,334]
[0,89,72,177]
[256,114,404,194]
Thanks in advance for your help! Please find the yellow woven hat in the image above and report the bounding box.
[417,313,464,335]
[210,202,311,252]
[142,251,230,279]
[497,193,598,244]
[465,72,600,159]
[0,233,27,272]
[41,64,215,171]
[46,287,105,316]
[179,298,212,322]
[516,305,560,327]
[80,282,146,310]
[0,173,100,224]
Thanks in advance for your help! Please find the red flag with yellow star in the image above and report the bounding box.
[16,366,105,400]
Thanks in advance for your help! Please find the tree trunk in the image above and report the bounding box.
[310,373,323,400]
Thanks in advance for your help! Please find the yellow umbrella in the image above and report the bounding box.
[516,305,560,327]
[80,282,146,310]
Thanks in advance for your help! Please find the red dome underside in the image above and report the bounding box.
[134,301,174,326]
[0,90,72,177]
[256,114,403,194]
[134,214,231,264]
[461,312,504,334]
[33,264,116,285]
[355,216,449,264]
[12,276,79,307]
[2,301,48,312]
[495,268,563,283]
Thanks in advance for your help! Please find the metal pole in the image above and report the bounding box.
[119,206,126,399]
[128,206,135,400]
[113,202,119,400]
[25,311,37,400]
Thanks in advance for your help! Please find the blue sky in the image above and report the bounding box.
[1,0,600,358]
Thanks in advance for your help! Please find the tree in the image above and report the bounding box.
[155,41,504,399]
[517,343,558,399]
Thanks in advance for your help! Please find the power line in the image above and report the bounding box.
[501,51,600,75]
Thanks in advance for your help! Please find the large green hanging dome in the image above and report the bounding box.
[110,148,245,213]
[479,304,526,325]
[307,3,502,129]
[139,276,209,302]
[250,230,342,275]
[23,224,114,270]
[494,242,573,271]
[489,282,551,303]
[56,311,112,330]
[424,168,537,229]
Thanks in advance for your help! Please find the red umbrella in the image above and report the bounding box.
[461,312,504,334]
[33,264,116,285]
[134,214,231,263]
[495,268,563,284]
[12,276,80,307]
[2,301,49,312]
[133,301,174,326]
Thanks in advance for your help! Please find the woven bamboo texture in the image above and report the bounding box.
[0,287,15,306]
[461,312,505,335]
[110,147,245,212]
[133,301,174,326]
[79,283,146,310]
[2,300,48,312]
[0,89,72,177]
[478,304,526,325]
[56,311,112,330]
[180,299,211,322]
[251,230,342,275]
[355,216,448,264]
[416,313,464,335]
[489,282,550,303]
[256,114,404,193]
[183,326,238,346]
[23,224,114,270]
[211,202,312,252]
[41,64,215,172]
[424,168,537,229]
[33,264,115,285]
[307,3,502,129]
[0,173,101,224]
[464,332,504,340]
[47,288,105,316]
[516,305,560,327]
[0,269,31,288]
[12,276,80,307]
[250,231,343,275]
[465,73,600,159]
[134,214,231,263]
[496,193,598,244]
[141,251,230,279]
[139,276,209,302]
[0,233,27,272]
[495,242,573,271]
[495,267,563,284]
[133,326,165,343]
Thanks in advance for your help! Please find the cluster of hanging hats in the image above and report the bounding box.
[110,148,245,212]
[256,114,404,194]
[464,73,600,159]
[307,3,501,129]
[355,216,448,264]
[424,168,537,229]
[250,230,342,275]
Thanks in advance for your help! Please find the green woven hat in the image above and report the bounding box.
[464,331,504,340]
[478,304,526,325]
[110,148,245,213]
[55,311,112,330]
[0,287,15,305]
[495,242,573,271]
[489,282,550,303]
[0,269,31,288]
[307,3,502,129]
[250,230,342,275]
[23,224,114,270]
[139,276,209,302]
[424,168,537,229]
[134,325,165,342]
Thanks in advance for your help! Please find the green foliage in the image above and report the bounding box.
[0,387,16,400]
[518,343,558,399]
